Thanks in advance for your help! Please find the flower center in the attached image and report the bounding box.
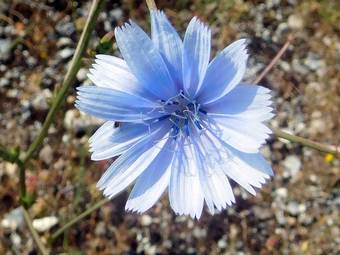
[159,91,206,139]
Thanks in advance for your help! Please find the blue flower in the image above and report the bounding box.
[75,10,274,218]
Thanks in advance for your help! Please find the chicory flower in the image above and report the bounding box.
[75,10,274,218]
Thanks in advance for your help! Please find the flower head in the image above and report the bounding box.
[75,10,274,218]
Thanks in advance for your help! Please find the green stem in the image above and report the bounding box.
[272,127,340,158]
[146,0,157,10]
[50,198,109,242]
[0,145,27,204]
[21,0,106,165]
[22,207,49,255]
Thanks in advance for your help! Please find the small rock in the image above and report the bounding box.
[276,187,288,198]
[217,239,227,249]
[58,48,75,60]
[110,8,123,20]
[57,37,73,48]
[95,222,106,236]
[288,14,304,30]
[64,109,103,132]
[10,232,21,246]
[304,53,326,72]
[283,155,301,178]
[141,215,152,226]
[31,89,52,111]
[286,201,305,216]
[32,216,58,232]
[76,68,88,82]
[56,19,75,36]
[39,145,53,165]
[253,206,272,220]
[0,39,11,61]
[1,207,24,230]
[0,78,10,87]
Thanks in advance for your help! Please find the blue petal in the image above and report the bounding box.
[97,122,172,199]
[125,139,176,213]
[206,84,274,121]
[197,39,248,104]
[182,17,211,98]
[89,55,155,100]
[151,10,183,86]
[168,137,204,218]
[201,131,272,196]
[115,21,178,100]
[193,137,235,213]
[89,122,153,161]
[205,115,271,153]
[75,86,163,122]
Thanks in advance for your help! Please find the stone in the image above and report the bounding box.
[283,155,301,178]
[76,68,88,82]
[32,216,59,232]
[288,14,304,30]
[276,187,288,198]
[31,89,52,111]
[1,207,24,230]
[0,39,11,61]
[64,109,103,131]
[57,37,73,48]
[286,201,305,216]
[58,48,75,60]
[39,145,53,165]
[141,215,152,226]
[56,19,75,36]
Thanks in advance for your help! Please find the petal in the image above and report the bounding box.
[194,137,235,212]
[205,85,273,119]
[89,122,152,161]
[75,86,163,122]
[89,55,154,100]
[97,122,172,198]
[204,130,272,196]
[205,115,271,153]
[151,10,183,86]
[182,17,211,98]
[168,138,204,218]
[115,21,177,99]
[197,39,248,104]
[125,139,176,213]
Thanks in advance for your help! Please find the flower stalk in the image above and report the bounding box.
[21,0,106,165]
[22,207,49,255]
[50,198,109,242]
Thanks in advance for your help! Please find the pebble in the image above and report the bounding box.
[58,48,75,60]
[1,207,24,230]
[10,232,21,246]
[31,89,52,111]
[286,201,306,216]
[288,14,304,30]
[57,37,73,48]
[56,19,75,36]
[32,216,59,232]
[283,155,301,178]
[0,39,11,61]
[276,187,288,198]
[253,206,272,220]
[141,215,152,226]
[217,239,227,249]
[110,8,123,20]
[304,53,326,72]
[39,145,53,165]
[76,68,88,82]
[64,109,103,131]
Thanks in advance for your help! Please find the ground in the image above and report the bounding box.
[0,0,339,254]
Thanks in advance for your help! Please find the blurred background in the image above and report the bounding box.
[0,0,339,254]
